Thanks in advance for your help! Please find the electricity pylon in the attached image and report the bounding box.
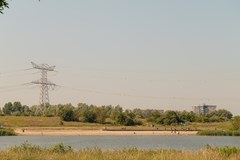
[31,62,57,113]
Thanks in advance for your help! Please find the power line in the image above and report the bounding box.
[0,71,40,78]
[0,68,33,75]
[0,84,28,90]
[0,86,38,93]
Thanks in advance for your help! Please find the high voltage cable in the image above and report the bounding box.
[0,86,38,93]
[0,71,40,78]
[61,86,240,102]
[61,86,204,101]
[0,68,33,75]
[0,83,32,90]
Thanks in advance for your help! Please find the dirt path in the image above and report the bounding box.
[14,128,197,136]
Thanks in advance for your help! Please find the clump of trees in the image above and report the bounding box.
[2,102,31,116]
[0,101,236,126]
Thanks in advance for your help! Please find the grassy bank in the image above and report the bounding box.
[0,143,240,160]
[0,116,236,137]
[0,127,16,136]
[197,130,240,136]
[0,116,104,129]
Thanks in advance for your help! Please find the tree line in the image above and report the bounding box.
[0,101,238,127]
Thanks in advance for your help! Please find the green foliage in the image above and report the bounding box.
[218,146,240,157]
[58,104,75,121]
[0,0,8,13]
[179,111,196,122]
[197,130,240,136]
[1,101,236,127]
[116,113,127,125]
[2,102,12,115]
[2,144,240,160]
[2,102,31,116]
[0,127,16,136]
[10,142,72,153]
[162,111,182,125]
[83,110,97,123]
[10,141,42,152]
[205,145,240,157]
[48,143,73,153]
[206,109,233,120]
[115,112,139,126]
[231,116,240,130]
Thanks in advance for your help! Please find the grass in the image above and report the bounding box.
[0,116,234,134]
[188,122,233,131]
[197,130,240,136]
[0,127,16,136]
[0,116,106,129]
[0,143,240,160]
[0,116,61,127]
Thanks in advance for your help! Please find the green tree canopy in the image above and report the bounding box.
[0,0,8,13]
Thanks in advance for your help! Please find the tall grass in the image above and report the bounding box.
[0,127,16,136]
[197,130,240,136]
[0,143,239,160]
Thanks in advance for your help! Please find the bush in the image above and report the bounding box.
[0,127,16,136]
[10,142,72,153]
[219,146,240,156]
[48,143,73,153]
[197,130,240,136]
[204,145,240,157]
[10,142,42,152]
[58,108,75,121]
[232,116,240,130]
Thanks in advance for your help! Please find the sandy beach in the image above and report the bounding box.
[14,128,197,136]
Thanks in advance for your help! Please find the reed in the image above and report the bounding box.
[197,130,240,136]
[0,127,16,136]
[0,143,239,160]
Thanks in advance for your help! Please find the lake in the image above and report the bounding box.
[0,136,240,151]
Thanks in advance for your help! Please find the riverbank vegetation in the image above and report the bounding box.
[0,143,240,160]
[197,130,240,136]
[0,127,16,136]
[197,116,240,136]
[0,101,235,126]
[0,101,239,135]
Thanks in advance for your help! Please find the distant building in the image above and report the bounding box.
[192,104,216,115]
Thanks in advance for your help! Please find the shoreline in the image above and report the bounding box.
[14,128,198,136]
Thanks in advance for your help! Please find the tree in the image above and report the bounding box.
[94,107,107,124]
[83,111,97,123]
[115,113,127,125]
[58,104,75,121]
[110,105,123,121]
[147,110,161,123]
[232,116,240,130]
[207,109,233,120]
[0,0,8,14]
[2,102,12,115]
[162,111,182,125]
[179,111,196,123]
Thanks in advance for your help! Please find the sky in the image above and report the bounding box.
[0,0,240,115]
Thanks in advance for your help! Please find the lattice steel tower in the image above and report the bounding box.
[31,62,57,110]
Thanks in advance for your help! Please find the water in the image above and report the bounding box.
[0,136,240,151]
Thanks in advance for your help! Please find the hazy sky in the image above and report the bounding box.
[1,0,240,115]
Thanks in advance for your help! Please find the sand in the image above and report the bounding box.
[14,128,197,136]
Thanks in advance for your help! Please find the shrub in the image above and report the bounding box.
[197,130,240,136]
[0,127,16,136]
[48,143,73,153]
[10,142,42,152]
